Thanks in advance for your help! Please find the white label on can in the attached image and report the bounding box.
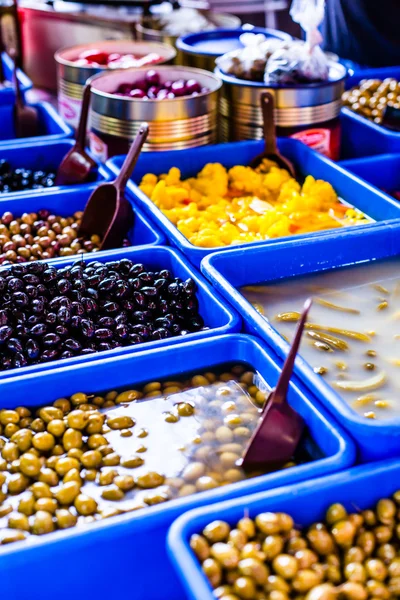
[89,132,108,163]
[58,90,83,129]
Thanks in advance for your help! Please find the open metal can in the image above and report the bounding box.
[217,62,347,160]
[89,65,221,159]
[136,12,241,65]
[55,40,176,129]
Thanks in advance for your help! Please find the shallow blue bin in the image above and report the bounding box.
[341,67,400,159]
[168,458,400,600]
[0,334,355,600]
[0,184,165,260]
[0,101,72,146]
[106,138,400,268]
[176,26,291,64]
[0,52,32,105]
[202,221,400,462]
[0,139,111,199]
[0,245,239,381]
[339,153,400,198]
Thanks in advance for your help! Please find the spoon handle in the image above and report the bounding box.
[76,83,91,150]
[261,91,278,156]
[272,298,312,405]
[115,123,149,193]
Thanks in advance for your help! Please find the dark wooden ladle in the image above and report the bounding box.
[55,83,97,186]
[249,91,296,176]
[79,123,149,251]
[11,49,39,139]
[240,298,312,471]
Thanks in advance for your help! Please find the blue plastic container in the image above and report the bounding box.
[0,333,355,600]
[0,245,239,381]
[0,52,32,105]
[168,458,400,600]
[0,139,111,199]
[339,153,400,199]
[106,138,400,268]
[341,67,400,159]
[0,184,165,260]
[0,101,72,146]
[202,221,400,462]
[176,27,291,64]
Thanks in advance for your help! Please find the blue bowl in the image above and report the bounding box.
[0,139,111,199]
[176,26,291,60]
[341,67,400,159]
[0,184,165,263]
[168,458,400,600]
[0,334,355,600]
[201,221,400,462]
[106,138,400,267]
[0,52,32,106]
[0,101,72,146]
[0,245,240,381]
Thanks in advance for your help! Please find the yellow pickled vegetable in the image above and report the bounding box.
[139,159,371,248]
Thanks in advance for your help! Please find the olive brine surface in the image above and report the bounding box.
[192,495,400,600]
[0,365,297,546]
[242,257,400,420]
[0,258,204,370]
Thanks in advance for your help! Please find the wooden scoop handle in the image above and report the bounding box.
[76,83,91,150]
[261,91,278,156]
[272,298,312,406]
[115,123,149,193]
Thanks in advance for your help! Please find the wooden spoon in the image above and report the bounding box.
[55,83,97,186]
[11,49,39,138]
[249,91,296,176]
[79,123,149,251]
[240,298,312,471]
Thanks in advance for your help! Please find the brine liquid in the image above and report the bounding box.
[241,257,400,420]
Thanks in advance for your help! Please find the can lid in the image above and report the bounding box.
[176,27,292,58]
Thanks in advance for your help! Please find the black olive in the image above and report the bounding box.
[168,282,180,297]
[0,325,13,343]
[147,301,157,312]
[131,324,151,339]
[13,352,27,368]
[188,316,204,330]
[80,348,96,355]
[36,284,48,297]
[70,316,82,329]
[130,263,145,276]
[98,278,116,293]
[151,328,171,340]
[15,324,29,338]
[0,279,5,292]
[86,288,99,300]
[57,267,72,279]
[95,328,113,340]
[45,312,57,325]
[73,279,86,292]
[40,349,59,362]
[60,350,75,359]
[42,268,57,283]
[82,297,98,314]
[115,312,128,324]
[7,338,23,354]
[26,338,40,360]
[28,262,44,274]
[97,316,115,328]
[116,324,129,340]
[129,277,142,290]
[0,310,8,326]
[28,315,41,326]
[43,333,61,347]
[31,299,45,314]
[58,279,72,294]
[103,301,119,314]
[114,281,130,298]
[134,292,146,307]
[57,306,71,324]
[63,338,82,352]
[118,258,133,274]
[128,333,143,345]
[122,300,135,312]
[23,273,40,286]
[80,319,95,338]
[25,285,38,299]
[141,286,158,297]
[183,278,196,295]
[154,278,167,290]
[97,342,114,351]
[55,325,68,338]
[30,323,47,337]
[71,302,85,316]
[8,278,24,292]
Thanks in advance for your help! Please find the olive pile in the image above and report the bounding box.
[343,78,400,125]
[0,210,106,265]
[0,365,286,545]
[0,160,56,194]
[192,495,400,600]
[0,258,204,370]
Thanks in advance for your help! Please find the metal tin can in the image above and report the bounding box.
[176,27,292,73]
[217,62,347,160]
[55,40,176,129]
[136,13,241,65]
[89,65,222,159]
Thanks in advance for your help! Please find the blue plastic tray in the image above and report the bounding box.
[106,138,400,268]
[0,333,355,600]
[0,52,32,105]
[0,101,73,146]
[0,139,111,199]
[202,221,400,462]
[0,184,165,260]
[168,458,400,600]
[339,153,400,198]
[176,26,291,60]
[0,245,239,381]
[341,67,400,159]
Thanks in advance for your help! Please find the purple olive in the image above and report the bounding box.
[186,79,201,94]
[145,69,160,86]
[129,88,146,99]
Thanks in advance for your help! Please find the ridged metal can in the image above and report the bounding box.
[55,40,176,129]
[89,65,222,159]
[136,13,241,65]
[177,27,291,73]
[216,62,347,159]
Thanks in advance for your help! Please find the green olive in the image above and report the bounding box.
[190,534,210,561]
[210,543,240,569]
[56,509,78,529]
[101,485,125,501]
[135,471,165,489]
[74,494,97,516]
[203,520,230,543]
[19,452,41,477]
[31,510,55,535]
